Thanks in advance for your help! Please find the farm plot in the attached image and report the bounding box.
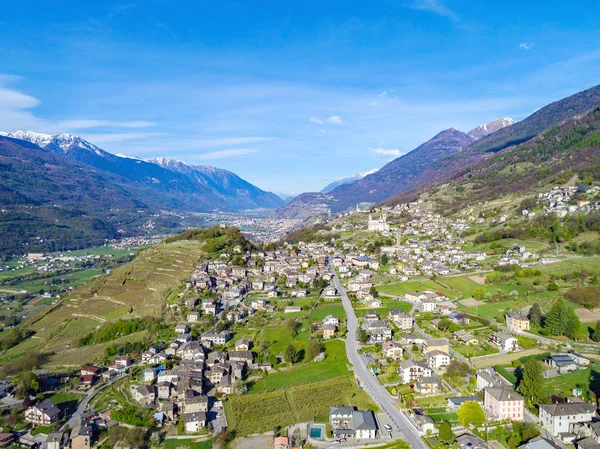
[226,376,375,436]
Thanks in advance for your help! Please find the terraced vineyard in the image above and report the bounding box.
[7,239,204,367]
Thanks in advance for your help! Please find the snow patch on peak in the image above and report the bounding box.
[116,153,142,160]
[8,130,54,148]
[467,117,517,140]
[50,133,103,154]
[320,168,379,193]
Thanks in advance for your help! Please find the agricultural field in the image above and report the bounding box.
[248,340,350,392]
[225,376,376,436]
[472,348,546,368]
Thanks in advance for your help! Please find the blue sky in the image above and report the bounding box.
[2,0,600,194]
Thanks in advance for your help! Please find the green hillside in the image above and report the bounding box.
[0,227,248,368]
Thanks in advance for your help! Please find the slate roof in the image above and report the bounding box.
[539,401,596,416]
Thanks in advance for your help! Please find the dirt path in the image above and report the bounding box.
[72,313,106,322]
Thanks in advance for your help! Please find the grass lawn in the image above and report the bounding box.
[414,395,446,407]
[544,364,600,396]
[163,440,212,449]
[31,424,57,435]
[226,376,376,436]
[311,304,346,320]
[427,411,458,423]
[356,299,412,318]
[49,391,83,414]
[249,340,350,392]
[260,326,310,357]
[376,281,448,297]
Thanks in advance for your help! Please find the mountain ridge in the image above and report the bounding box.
[320,168,379,193]
[4,131,284,211]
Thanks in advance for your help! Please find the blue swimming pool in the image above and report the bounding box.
[310,427,322,439]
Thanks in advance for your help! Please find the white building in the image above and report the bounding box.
[539,400,596,436]
[368,214,390,232]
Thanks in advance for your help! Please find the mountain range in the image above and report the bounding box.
[278,84,600,220]
[0,131,283,255]
[277,119,509,219]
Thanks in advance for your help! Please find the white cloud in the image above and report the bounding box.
[377,91,388,98]
[369,147,403,157]
[409,0,459,21]
[519,42,533,50]
[309,115,342,125]
[319,129,326,135]
[195,148,259,160]
[326,115,343,125]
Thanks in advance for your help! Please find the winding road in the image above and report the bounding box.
[330,268,428,449]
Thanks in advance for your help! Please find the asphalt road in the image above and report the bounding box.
[63,373,126,429]
[330,270,428,449]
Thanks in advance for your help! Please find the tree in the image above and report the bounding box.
[593,320,600,342]
[446,360,471,378]
[438,421,455,444]
[437,318,452,332]
[286,318,299,336]
[544,299,581,338]
[547,282,559,291]
[528,303,542,325]
[285,345,300,364]
[14,371,40,397]
[457,401,486,427]
[358,329,369,344]
[306,339,321,360]
[472,287,486,301]
[380,254,389,265]
[369,286,379,298]
[69,376,82,390]
[518,359,545,404]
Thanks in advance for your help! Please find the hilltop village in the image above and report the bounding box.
[3,189,600,449]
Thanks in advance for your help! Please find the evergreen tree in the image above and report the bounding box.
[306,339,321,360]
[544,299,580,338]
[528,303,542,325]
[519,359,545,404]
[285,345,300,364]
[594,320,600,342]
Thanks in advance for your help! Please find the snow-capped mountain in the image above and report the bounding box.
[320,168,379,193]
[5,130,284,211]
[467,118,516,141]
[6,130,55,148]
